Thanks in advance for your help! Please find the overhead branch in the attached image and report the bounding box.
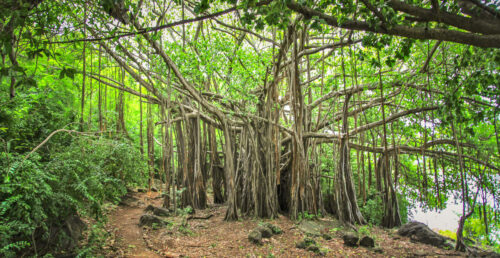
[349,106,439,136]
[387,0,500,35]
[287,1,500,48]
[88,74,160,103]
[49,0,273,44]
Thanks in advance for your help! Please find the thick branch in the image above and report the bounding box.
[388,0,500,35]
[287,1,500,48]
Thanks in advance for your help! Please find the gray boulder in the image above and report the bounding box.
[398,222,453,249]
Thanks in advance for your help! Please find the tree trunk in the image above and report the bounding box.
[289,25,317,220]
[335,93,365,225]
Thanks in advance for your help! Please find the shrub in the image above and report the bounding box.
[0,137,146,257]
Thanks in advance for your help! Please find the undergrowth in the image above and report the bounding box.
[0,137,146,257]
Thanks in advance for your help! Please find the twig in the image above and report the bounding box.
[10,129,110,173]
[420,40,442,73]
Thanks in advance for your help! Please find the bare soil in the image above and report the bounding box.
[97,191,465,257]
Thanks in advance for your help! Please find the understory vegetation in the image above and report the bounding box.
[1,0,499,256]
[1,93,145,256]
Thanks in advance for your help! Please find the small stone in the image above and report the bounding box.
[296,237,316,249]
[248,230,262,245]
[359,236,375,247]
[306,245,320,253]
[296,241,307,249]
[343,232,359,247]
[262,223,283,234]
[151,187,158,192]
[322,233,332,240]
[256,226,273,238]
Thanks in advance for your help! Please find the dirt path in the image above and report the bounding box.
[108,192,162,258]
[102,191,465,257]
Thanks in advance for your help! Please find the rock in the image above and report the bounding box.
[343,232,359,247]
[139,214,169,228]
[297,219,342,237]
[255,226,273,238]
[474,251,500,258]
[373,247,383,253]
[119,193,139,206]
[248,230,262,245]
[413,250,428,256]
[137,188,147,193]
[298,220,323,237]
[262,223,283,234]
[322,233,332,240]
[145,205,170,217]
[398,222,453,249]
[359,236,375,247]
[306,245,320,253]
[296,241,307,249]
[57,215,87,251]
[151,187,158,192]
[296,237,316,249]
[468,246,500,258]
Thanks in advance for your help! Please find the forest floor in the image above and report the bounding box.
[94,190,466,257]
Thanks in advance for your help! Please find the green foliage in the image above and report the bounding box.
[298,211,317,221]
[0,137,146,256]
[358,224,373,237]
[45,137,147,217]
[359,192,384,225]
[359,189,410,226]
[463,209,500,253]
[178,223,193,235]
[439,229,457,240]
[76,220,109,257]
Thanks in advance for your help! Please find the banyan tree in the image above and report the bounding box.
[2,0,499,252]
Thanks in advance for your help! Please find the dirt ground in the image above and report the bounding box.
[97,191,465,257]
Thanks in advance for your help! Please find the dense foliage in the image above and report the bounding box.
[0,70,146,256]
